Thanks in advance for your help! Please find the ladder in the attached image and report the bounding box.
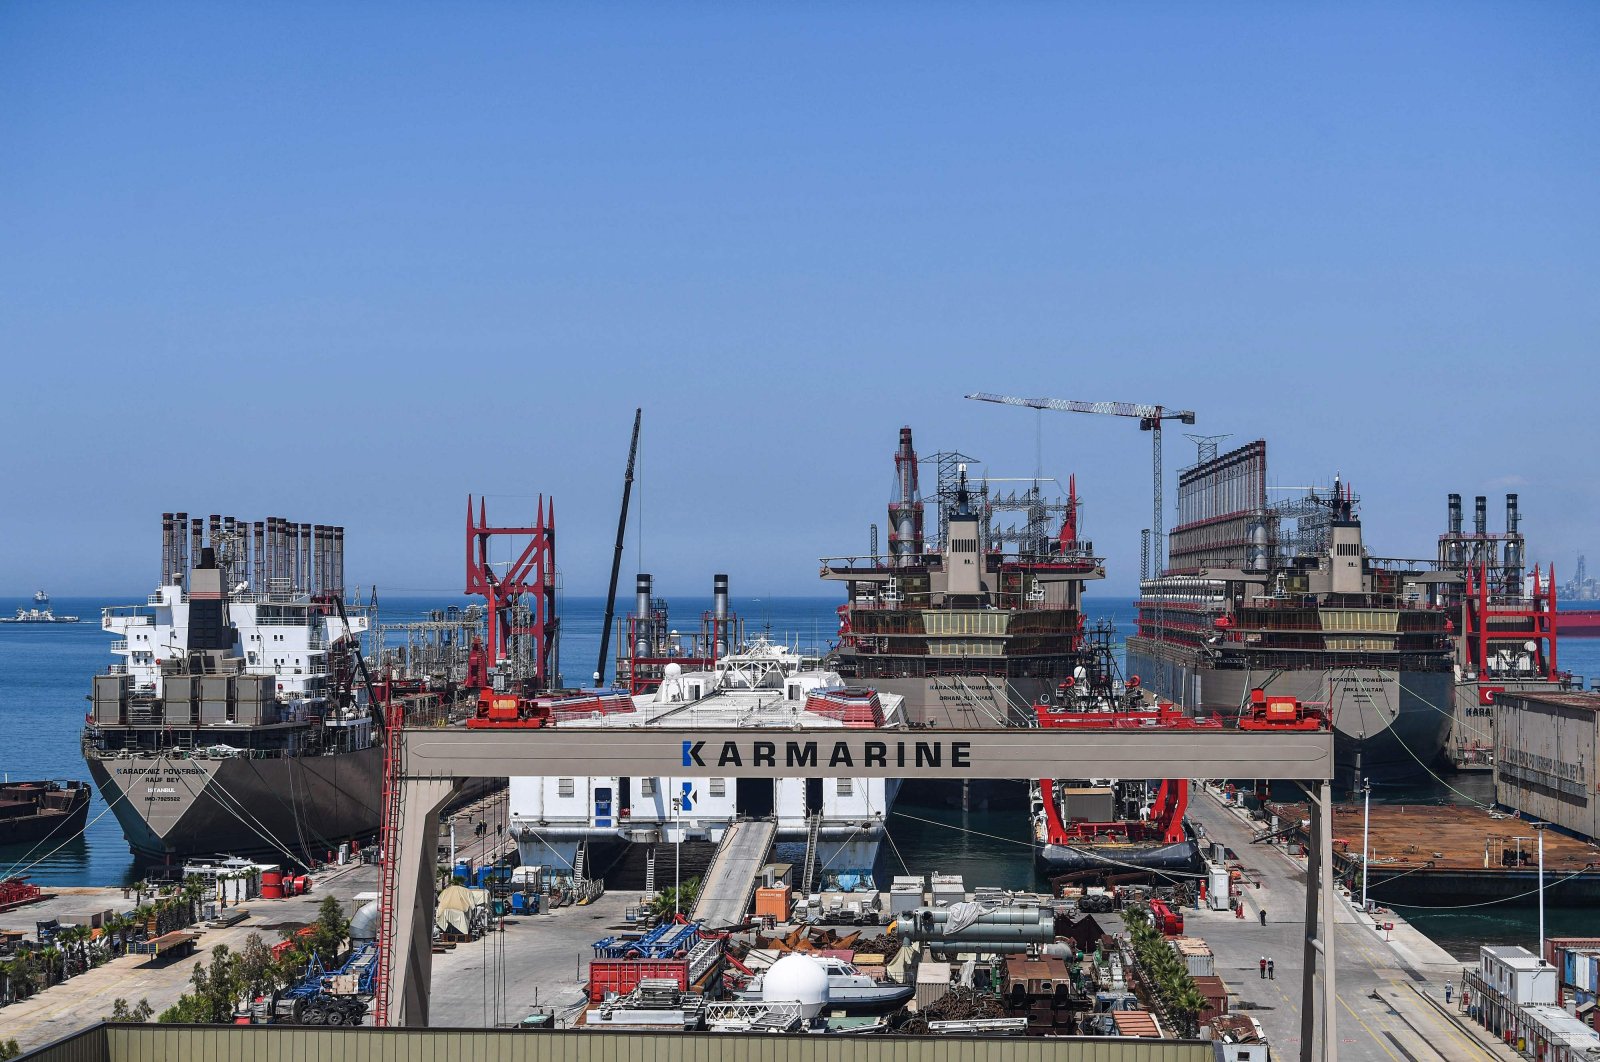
[573,840,587,883]
[801,813,821,894]
[645,846,657,894]
[371,698,404,1027]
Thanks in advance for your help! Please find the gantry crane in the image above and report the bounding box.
[965,392,1196,580]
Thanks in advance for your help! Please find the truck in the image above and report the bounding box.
[255,942,378,1026]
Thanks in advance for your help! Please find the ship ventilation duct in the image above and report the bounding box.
[1474,496,1487,537]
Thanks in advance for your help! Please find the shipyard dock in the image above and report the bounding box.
[1186,786,1521,1061]
[1268,800,1600,902]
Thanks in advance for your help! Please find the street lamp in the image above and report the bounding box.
[671,793,683,917]
[1537,821,1546,955]
[1360,777,1372,913]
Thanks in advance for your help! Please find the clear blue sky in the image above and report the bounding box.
[3,4,1595,598]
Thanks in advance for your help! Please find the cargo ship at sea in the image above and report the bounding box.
[1125,441,1455,783]
[820,426,1105,729]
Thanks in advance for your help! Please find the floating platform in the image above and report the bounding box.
[1275,801,1600,902]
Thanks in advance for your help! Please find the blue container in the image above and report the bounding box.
[511,893,527,914]
[453,861,472,884]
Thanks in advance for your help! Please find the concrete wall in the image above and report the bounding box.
[20,1024,1220,1062]
[1495,694,1600,840]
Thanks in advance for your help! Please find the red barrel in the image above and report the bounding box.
[261,872,284,899]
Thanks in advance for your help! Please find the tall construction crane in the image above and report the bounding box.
[965,392,1196,580]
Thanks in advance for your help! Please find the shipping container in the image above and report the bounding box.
[754,886,792,922]
[915,961,953,1010]
[588,959,688,1002]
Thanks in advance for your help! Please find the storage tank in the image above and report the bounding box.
[894,904,1055,955]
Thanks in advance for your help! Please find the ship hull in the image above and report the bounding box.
[85,747,387,863]
[0,784,91,847]
[1125,641,1452,783]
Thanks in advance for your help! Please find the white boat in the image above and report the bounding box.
[735,954,914,1011]
[509,636,904,879]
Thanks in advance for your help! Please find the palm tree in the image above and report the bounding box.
[1169,984,1210,1038]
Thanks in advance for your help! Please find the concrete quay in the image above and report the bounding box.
[1188,785,1520,1062]
[0,860,378,1053]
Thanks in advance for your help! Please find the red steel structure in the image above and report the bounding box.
[465,494,558,688]
[1462,561,1560,702]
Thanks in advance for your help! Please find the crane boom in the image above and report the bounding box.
[965,391,1197,580]
[966,391,1195,424]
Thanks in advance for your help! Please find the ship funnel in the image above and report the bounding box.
[1505,494,1523,590]
[713,573,730,656]
[1474,495,1487,537]
[1448,493,1462,535]
[635,574,653,656]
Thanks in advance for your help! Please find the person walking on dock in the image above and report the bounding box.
[1260,957,1267,979]
[1268,958,1275,980]
[1259,908,1267,926]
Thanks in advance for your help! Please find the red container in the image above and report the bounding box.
[588,958,688,1002]
[261,872,284,900]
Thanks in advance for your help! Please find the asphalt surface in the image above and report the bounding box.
[1187,786,1520,1061]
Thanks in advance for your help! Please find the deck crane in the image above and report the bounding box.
[965,392,1195,580]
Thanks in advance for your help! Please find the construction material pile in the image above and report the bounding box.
[753,925,899,957]
[922,986,1007,1022]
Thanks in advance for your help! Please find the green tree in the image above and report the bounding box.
[159,944,243,1024]
[108,997,155,1023]
[647,877,701,921]
[310,896,348,959]
[0,1037,22,1061]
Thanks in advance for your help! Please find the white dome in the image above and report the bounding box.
[762,953,828,1015]
[663,662,683,678]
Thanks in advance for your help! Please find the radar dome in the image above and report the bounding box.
[664,662,683,678]
[762,953,829,1016]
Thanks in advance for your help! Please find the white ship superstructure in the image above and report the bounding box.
[510,638,905,878]
[83,514,386,863]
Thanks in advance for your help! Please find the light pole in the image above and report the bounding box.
[1537,822,1546,955]
[671,792,683,917]
[1360,777,1372,913]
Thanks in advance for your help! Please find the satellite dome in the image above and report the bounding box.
[664,662,683,678]
[762,953,829,1015]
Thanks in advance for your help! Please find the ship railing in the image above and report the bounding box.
[109,639,129,651]
[107,664,129,675]
[105,605,157,620]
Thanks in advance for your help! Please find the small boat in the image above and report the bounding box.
[736,955,914,1011]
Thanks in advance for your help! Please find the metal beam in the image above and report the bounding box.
[400,726,1334,782]
[383,724,1335,1028]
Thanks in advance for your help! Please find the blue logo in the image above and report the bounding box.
[680,782,696,812]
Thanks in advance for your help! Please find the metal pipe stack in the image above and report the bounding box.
[252,521,266,590]
[635,574,652,656]
[189,517,204,585]
[713,573,730,656]
[160,513,176,587]
[298,523,312,594]
[331,526,344,595]
[1505,494,1523,589]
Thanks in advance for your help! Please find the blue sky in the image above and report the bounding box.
[2,4,1595,598]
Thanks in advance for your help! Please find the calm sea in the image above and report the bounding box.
[3,592,1596,958]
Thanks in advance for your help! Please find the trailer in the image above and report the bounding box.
[263,942,378,1026]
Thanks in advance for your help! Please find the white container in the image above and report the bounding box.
[915,961,953,1011]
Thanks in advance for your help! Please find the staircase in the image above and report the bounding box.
[801,813,821,895]
[573,840,588,883]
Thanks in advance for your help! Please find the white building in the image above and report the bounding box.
[510,639,904,878]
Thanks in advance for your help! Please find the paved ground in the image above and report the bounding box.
[1189,785,1520,1062]
[0,860,378,1052]
[428,889,641,1028]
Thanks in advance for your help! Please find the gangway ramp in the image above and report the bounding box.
[692,818,777,928]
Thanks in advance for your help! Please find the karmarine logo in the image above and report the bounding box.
[681,739,971,770]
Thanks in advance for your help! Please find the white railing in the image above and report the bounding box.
[109,639,128,651]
